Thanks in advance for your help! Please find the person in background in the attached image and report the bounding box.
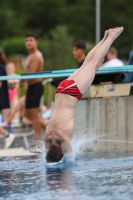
[7,95,49,127]
[0,126,15,148]
[7,96,32,126]
[21,33,46,140]
[73,40,86,68]
[0,51,15,148]
[104,47,124,67]
[6,62,19,124]
[123,49,133,94]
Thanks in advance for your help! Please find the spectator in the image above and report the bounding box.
[6,62,19,124]
[128,50,133,65]
[104,47,124,67]
[20,33,46,140]
[73,40,86,68]
[0,126,15,148]
[123,50,133,95]
[7,96,32,126]
[7,95,49,127]
[0,51,15,148]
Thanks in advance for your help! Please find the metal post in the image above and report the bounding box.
[95,0,101,44]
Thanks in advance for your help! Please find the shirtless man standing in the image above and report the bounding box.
[44,27,124,163]
[24,33,45,139]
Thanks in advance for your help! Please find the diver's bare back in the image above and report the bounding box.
[46,93,78,142]
[26,50,44,85]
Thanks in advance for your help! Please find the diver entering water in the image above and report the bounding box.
[44,27,124,163]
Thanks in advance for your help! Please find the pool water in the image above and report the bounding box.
[0,150,133,200]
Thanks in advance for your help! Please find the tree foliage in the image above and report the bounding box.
[0,0,133,61]
[0,0,95,41]
[43,25,76,70]
[101,0,133,59]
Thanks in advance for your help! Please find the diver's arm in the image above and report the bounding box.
[61,141,72,155]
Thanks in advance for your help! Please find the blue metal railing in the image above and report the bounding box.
[0,65,133,80]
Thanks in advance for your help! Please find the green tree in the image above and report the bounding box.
[1,0,133,60]
[43,25,76,71]
[101,0,133,59]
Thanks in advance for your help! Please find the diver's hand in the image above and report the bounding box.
[61,141,72,155]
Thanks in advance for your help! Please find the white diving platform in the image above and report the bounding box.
[0,148,39,157]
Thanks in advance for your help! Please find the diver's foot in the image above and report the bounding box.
[108,27,124,39]
[104,30,109,39]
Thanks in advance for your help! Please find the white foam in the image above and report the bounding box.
[27,133,108,167]
[71,133,107,156]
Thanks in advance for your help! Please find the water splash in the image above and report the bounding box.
[45,154,77,169]
[97,139,133,144]
[46,133,107,168]
[26,133,108,167]
[27,139,45,152]
[27,132,133,168]
[71,133,107,156]
[28,133,133,168]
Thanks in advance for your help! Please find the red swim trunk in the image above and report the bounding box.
[56,80,82,100]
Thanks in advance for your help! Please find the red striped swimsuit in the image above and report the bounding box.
[56,80,82,100]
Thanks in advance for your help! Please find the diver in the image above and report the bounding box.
[44,27,124,162]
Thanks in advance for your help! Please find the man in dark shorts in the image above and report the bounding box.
[0,51,15,148]
[23,33,46,140]
[73,40,86,68]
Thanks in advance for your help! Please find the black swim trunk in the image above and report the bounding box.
[0,94,10,110]
[0,64,10,110]
[25,82,44,109]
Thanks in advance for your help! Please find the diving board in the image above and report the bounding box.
[0,66,133,80]
[0,148,40,157]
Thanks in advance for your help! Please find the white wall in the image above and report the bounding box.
[74,97,133,152]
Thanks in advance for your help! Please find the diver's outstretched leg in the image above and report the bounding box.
[68,30,109,80]
[73,27,124,94]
